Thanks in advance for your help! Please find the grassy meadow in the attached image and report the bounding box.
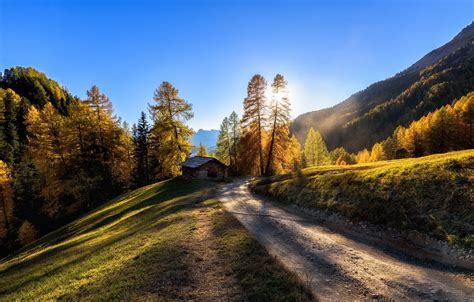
[0,178,310,301]
[252,150,474,248]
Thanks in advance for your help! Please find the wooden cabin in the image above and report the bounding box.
[180,156,228,180]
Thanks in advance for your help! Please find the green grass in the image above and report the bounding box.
[0,178,311,301]
[252,150,474,248]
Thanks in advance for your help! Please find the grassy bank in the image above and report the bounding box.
[252,150,474,248]
[0,178,310,301]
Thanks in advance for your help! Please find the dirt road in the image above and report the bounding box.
[217,178,474,301]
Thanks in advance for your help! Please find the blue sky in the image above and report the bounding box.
[0,0,472,130]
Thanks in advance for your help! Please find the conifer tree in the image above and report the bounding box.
[0,160,13,237]
[215,117,231,165]
[241,75,267,175]
[228,111,241,174]
[0,89,20,165]
[85,85,114,158]
[330,147,353,165]
[303,128,330,167]
[149,82,193,178]
[458,92,474,148]
[381,136,397,160]
[355,148,371,163]
[25,104,68,216]
[369,143,385,162]
[288,135,302,171]
[265,74,291,175]
[427,106,456,153]
[197,143,209,157]
[132,112,151,186]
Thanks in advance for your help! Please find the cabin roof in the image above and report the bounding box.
[180,156,227,169]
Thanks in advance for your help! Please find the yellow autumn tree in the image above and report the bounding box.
[149,81,194,178]
[265,74,291,175]
[355,148,370,163]
[0,161,13,239]
[369,143,385,162]
[303,128,330,167]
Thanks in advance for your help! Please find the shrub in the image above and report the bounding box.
[17,221,39,245]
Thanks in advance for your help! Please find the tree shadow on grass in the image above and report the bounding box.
[0,179,213,299]
[209,204,314,302]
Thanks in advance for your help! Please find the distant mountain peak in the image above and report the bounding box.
[191,129,219,152]
[403,22,474,74]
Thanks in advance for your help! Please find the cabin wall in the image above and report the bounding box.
[182,162,226,179]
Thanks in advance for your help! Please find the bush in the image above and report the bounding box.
[17,221,39,245]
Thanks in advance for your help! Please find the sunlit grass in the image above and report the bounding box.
[0,178,310,300]
[253,150,474,248]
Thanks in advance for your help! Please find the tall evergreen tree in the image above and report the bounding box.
[265,74,291,175]
[241,74,267,175]
[132,112,151,187]
[0,89,20,165]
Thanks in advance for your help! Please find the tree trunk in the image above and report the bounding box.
[257,103,264,176]
[168,100,182,153]
[232,128,238,175]
[265,104,278,176]
[0,189,10,234]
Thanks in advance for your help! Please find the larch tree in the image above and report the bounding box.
[265,74,291,175]
[228,111,241,174]
[355,148,371,163]
[303,128,330,167]
[458,92,474,148]
[215,117,231,165]
[427,106,456,154]
[149,81,193,178]
[330,147,353,165]
[369,143,385,162]
[0,160,13,238]
[85,85,114,159]
[241,74,267,176]
[0,94,6,161]
[25,103,68,217]
[197,143,209,157]
[288,135,302,171]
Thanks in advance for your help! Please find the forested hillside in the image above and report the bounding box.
[291,23,474,152]
[0,68,194,256]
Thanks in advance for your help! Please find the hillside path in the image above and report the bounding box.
[217,178,474,301]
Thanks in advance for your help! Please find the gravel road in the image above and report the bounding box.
[218,178,474,301]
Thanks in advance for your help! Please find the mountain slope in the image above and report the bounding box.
[291,23,474,152]
[0,178,310,300]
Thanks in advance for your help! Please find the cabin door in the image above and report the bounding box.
[207,167,218,178]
